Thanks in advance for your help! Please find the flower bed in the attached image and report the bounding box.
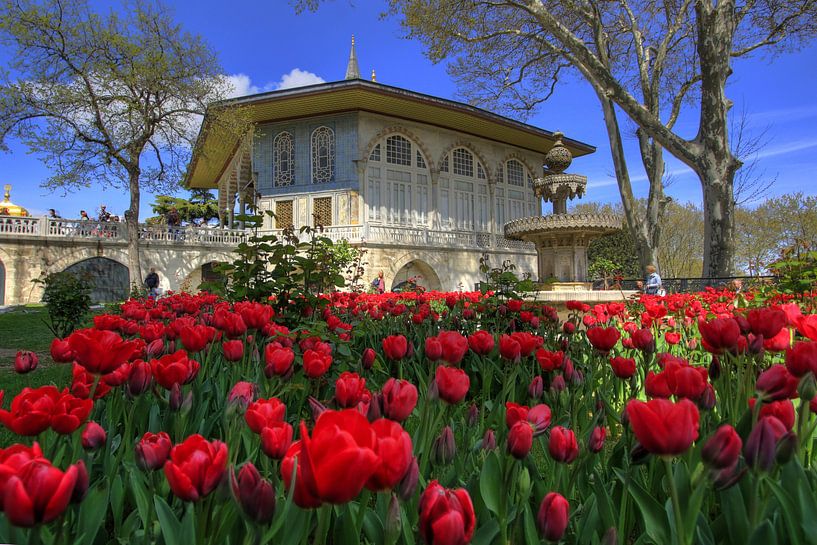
[1,288,816,544]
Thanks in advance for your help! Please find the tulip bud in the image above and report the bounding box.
[563,322,575,334]
[427,380,439,402]
[432,426,456,465]
[601,527,619,545]
[798,374,817,401]
[361,347,376,370]
[230,463,275,523]
[128,359,153,396]
[698,384,717,411]
[385,494,402,544]
[588,426,607,453]
[467,403,479,427]
[260,422,293,460]
[701,425,742,469]
[397,457,419,502]
[537,492,569,542]
[529,376,544,400]
[482,428,497,451]
[14,350,38,374]
[550,375,566,394]
[227,381,258,414]
[309,396,328,421]
[571,370,585,386]
[744,416,787,471]
[72,460,89,503]
[709,356,721,380]
[81,421,107,451]
[135,432,172,470]
[712,463,747,490]
[748,333,765,356]
[508,421,534,459]
[169,383,184,411]
[776,431,798,464]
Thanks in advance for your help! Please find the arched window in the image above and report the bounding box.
[366,134,430,226]
[439,147,488,232]
[273,132,294,187]
[506,160,525,186]
[311,126,335,183]
[503,159,537,223]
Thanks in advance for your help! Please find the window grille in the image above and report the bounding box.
[416,150,426,169]
[275,200,293,229]
[477,163,486,179]
[452,148,474,177]
[386,135,412,166]
[273,132,294,187]
[313,196,332,227]
[311,126,335,183]
[507,160,525,186]
[440,155,449,172]
[369,144,381,162]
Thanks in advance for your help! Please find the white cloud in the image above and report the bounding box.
[753,138,817,160]
[225,69,325,98]
[747,105,817,125]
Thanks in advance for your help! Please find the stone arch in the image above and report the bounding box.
[386,251,450,292]
[175,251,234,293]
[64,257,130,303]
[362,126,435,172]
[498,152,540,182]
[48,247,129,278]
[437,141,493,182]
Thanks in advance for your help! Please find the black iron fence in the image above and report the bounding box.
[591,275,777,293]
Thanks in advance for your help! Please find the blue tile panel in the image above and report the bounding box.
[255,113,359,197]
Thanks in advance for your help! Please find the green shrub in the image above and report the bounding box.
[34,271,92,338]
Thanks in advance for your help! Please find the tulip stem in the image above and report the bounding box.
[663,459,687,545]
[314,504,332,545]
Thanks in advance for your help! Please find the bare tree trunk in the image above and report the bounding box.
[126,169,142,291]
[701,176,736,277]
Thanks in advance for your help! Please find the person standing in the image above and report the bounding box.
[372,271,385,294]
[643,265,663,295]
[144,268,160,298]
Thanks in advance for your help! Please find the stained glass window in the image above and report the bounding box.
[273,132,294,187]
[311,126,335,183]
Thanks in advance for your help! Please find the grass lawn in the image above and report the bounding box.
[0,306,98,446]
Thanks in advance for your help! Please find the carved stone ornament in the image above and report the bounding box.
[543,132,573,174]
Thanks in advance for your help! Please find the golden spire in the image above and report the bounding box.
[371,69,377,82]
[0,184,30,217]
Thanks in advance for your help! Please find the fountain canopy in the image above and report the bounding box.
[504,133,621,285]
[0,184,30,217]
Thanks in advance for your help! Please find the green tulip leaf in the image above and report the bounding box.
[77,483,108,545]
[153,496,184,545]
[593,469,617,529]
[766,479,804,545]
[479,451,503,516]
[471,519,500,545]
[748,520,777,545]
[718,486,749,545]
[523,504,540,545]
[614,468,670,544]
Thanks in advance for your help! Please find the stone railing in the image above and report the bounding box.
[0,216,247,246]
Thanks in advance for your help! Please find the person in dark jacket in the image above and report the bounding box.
[144,268,160,298]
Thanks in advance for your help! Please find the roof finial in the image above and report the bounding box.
[345,34,360,80]
[371,69,377,82]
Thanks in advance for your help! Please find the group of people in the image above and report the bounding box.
[73,205,121,222]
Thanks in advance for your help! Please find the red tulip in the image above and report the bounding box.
[548,426,579,463]
[135,431,172,470]
[361,347,376,370]
[366,418,413,491]
[297,409,379,504]
[127,359,153,396]
[666,365,708,400]
[0,386,59,436]
[435,366,470,404]
[303,349,332,378]
[747,307,788,340]
[586,327,620,352]
[425,337,443,361]
[499,334,521,362]
[796,314,817,341]
[14,351,38,374]
[535,349,563,372]
[227,381,257,412]
[744,416,787,471]
[750,398,796,430]
[755,365,799,401]
[383,335,409,361]
[179,324,216,353]
[645,371,672,398]
[698,317,741,354]
[261,421,293,460]
[529,376,544,399]
[264,345,294,377]
[382,378,418,421]
[245,398,286,434]
[230,462,275,523]
[537,492,570,542]
[151,350,200,389]
[49,338,74,363]
[222,340,244,362]
[164,435,228,502]
[510,332,543,357]
[335,372,367,408]
[508,421,534,459]
[139,322,166,343]
[2,458,80,527]
[438,331,468,365]
[631,329,655,352]
[786,341,817,377]
[701,425,742,469]
[418,481,476,545]
[468,331,495,355]
[281,441,323,508]
[235,301,275,330]
[214,309,247,339]
[626,398,700,456]
[588,426,607,453]
[0,443,44,511]
[81,421,106,451]
[67,328,141,375]
[610,356,636,379]
[665,331,681,345]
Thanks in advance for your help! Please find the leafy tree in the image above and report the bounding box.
[148,190,220,225]
[34,271,92,338]
[571,202,641,279]
[297,0,817,276]
[0,0,246,287]
[657,202,705,278]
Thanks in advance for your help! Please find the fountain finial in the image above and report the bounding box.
[544,132,573,174]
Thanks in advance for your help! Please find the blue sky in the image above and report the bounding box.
[3,0,816,219]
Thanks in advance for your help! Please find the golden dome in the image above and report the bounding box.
[0,184,30,217]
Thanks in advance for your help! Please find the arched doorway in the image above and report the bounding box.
[64,257,129,303]
[0,259,5,305]
[391,260,442,292]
